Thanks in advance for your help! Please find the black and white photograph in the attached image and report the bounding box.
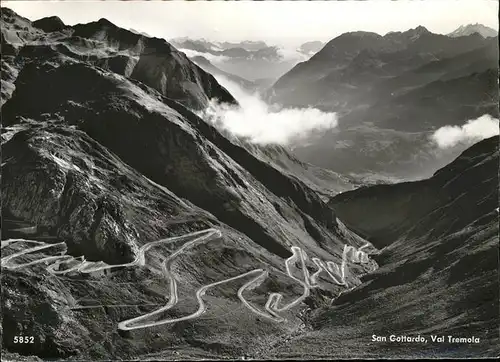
[1,0,499,360]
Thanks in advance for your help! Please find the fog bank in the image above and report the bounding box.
[431,114,499,149]
[203,75,338,145]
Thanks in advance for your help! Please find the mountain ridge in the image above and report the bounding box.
[266,21,498,180]
[2,8,236,110]
[1,7,498,360]
[448,23,498,38]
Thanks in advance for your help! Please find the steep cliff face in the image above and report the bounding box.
[1,8,376,360]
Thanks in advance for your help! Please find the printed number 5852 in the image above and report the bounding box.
[13,336,34,344]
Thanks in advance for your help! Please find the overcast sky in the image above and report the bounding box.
[4,1,498,46]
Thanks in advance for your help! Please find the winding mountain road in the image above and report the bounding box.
[1,228,372,330]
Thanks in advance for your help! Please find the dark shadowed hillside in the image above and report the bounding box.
[329,136,499,247]
[267,136,499,359]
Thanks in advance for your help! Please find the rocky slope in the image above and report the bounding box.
[1,8,235,110]
[1,8,350,198]
[269,136,499,358]
[329,136,499,247]
[1,8,376,360]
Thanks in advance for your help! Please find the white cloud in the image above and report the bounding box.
[177,48,229,63]
[431,114,499,149]
[201,75,338,145]
[276,46,309,62]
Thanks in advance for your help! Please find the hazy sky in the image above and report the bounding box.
[4,1,498,46]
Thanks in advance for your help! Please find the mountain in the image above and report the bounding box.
[372,37,498,100]
[171,37,308,81]
[129,28,153,38]
[170,38,282,62]
[329,136,499,246]
[170,38,278,59]
[448,23,498,38]
[1,9,235,110]
[1,8,498,360]
[268,27,493,110]
[2,8,372,360]
[272,136,499,358]
[267,26,498,180]
[32,15,67,33]
[170,39,270,53]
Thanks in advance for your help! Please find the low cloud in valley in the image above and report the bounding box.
[203,76,338,145]
[431,114,499,149]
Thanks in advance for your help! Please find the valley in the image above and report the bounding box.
[1,4,498,361]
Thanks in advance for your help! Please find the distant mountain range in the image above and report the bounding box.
[266,25,499,180]
[170,37,321,81]
[171,23,498,87]
[448,23,498,38]
[268,26,496,109]
[172,25,498,180]
[172,37,270,52]
[170,38,282,61]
